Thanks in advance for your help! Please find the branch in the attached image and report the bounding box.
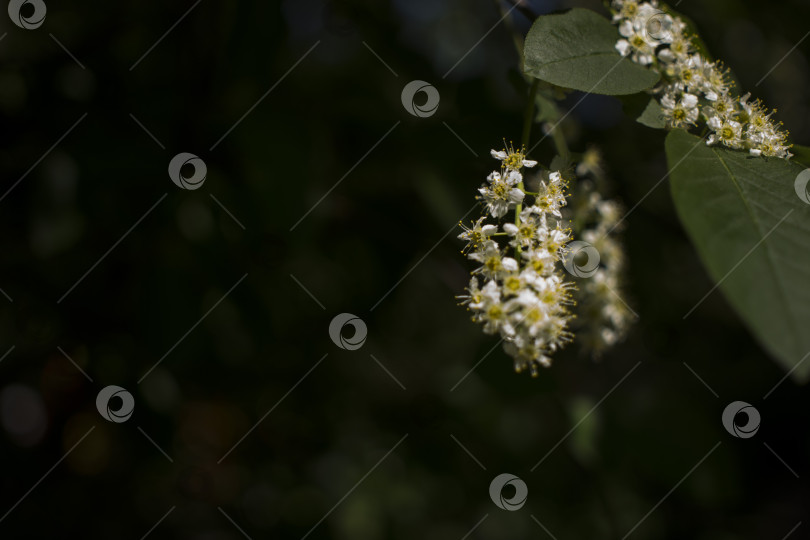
[503,0,539,22]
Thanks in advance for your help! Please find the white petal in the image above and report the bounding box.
[505,170,523,185]
[490,150,508,160]
[502,223,519,236]
[502,258,519,272]
[682,93,699,108]
[660,93,676,109]
[523,159,538,168]
[507,189,525,204]
[658,48,675,63]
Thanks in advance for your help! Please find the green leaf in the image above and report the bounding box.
[791,144,810,168]
[523,8,660,96]
[636,98,667,129]
[618,92,650,117]
[666,129,810,382]
[534,92,560,124]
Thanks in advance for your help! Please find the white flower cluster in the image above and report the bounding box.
[611,0,792,159]
[572,184,634,355]
[458,146,575,376]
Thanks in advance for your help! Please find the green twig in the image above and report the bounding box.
[522,78,540,149]
[514,78,541,258]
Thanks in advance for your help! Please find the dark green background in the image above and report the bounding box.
[0,0,807,538]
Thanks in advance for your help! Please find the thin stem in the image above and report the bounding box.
[502,0,539,21]
[550,118,571,163]
[522,78,540,149]
[514,78,540,257]
[494,0,527,64]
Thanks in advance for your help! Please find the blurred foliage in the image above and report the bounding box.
[0,0,808,538]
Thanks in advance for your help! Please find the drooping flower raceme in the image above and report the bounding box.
[569,183,635,355]
[611,0,792,159]
[458,146,575,376]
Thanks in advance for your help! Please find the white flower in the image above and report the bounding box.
[502,209,543,248]
[458,216,497,253]
[471,280,514,336]
[636,4,675,46]
[661,92,699,127]
[747,128,792,159]
[576,147,604,178]
[735,93,793,158]
[521,247,556,277]
[491,148,538,170]
[616,19,655,65]
[707,116,743,148]
[468,240,518,279]
[504,337,554,376]
[667,54,706,93]
[478,170,525,218]
[537,223,571,259]
[700,62,730,100]
[501,268,540,297]
[702,93,736,122]
[457,277,483,309]
[740,92,777,135]
[507,282,571,349]
[611,0,642,22]
[657,24,692,64]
